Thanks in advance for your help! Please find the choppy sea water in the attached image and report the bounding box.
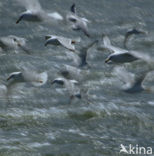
[0,0,154,156]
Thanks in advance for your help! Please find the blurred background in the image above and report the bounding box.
[0,0,154,155]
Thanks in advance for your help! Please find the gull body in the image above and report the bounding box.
[7,70,48,89]
[78,40,98,67]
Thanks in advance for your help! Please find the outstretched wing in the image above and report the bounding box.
[79,40,98,66]
[124,28,146,48]
[70,3,76,14]
[113,66,135,86]
[58,37,75,51]
[103,36,128,54]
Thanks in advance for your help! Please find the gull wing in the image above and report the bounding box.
[64,79,80,96]
[103,36,128,54]
[70,3,76,14]
[133,72,147,88]
[58,37,75,51]
[65,51,81,66]
[45,35,60,46]
[113,66,135,87]
[79,40,98,66]
[130,50,154,64]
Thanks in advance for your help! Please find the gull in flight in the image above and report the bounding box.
[51,77,81,103]
[0,35,30,54]
[63,40,98,67]
[45,35,80,51]
[7,70,48,93]
[16,0,63,24]
[124,28,147,48]
[100,35,152,64]
[113,66,152,93]
[66,3,90,37]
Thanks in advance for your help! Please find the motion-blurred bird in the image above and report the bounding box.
[102,36,138,64]
[45,35,80,51]
[16,0,63,24]
[124,28,147,48]
[7,70,48,90]
[66,3,90,37]
[63,40,98,67]
[0,35,30,54]
[51,77,81,103]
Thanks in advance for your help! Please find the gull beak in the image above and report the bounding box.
[37,80,43,83]
[105,58,110,63]
[16,18,20,24]
[71,40,76,44]
[7,76,11,81]
[16,15,23,24]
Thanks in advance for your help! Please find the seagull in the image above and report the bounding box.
[101,35,139,64]
[51,77,81,103]
[7,70,48,90]
[45,35,80,51]
[124,28,147,48]
[113,66,151,93]
[16,0,63,24]
[0,35,30,54]
[66,3,90,37]
[70,3,76,14]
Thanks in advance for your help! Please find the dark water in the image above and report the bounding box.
[0,0,154,156]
